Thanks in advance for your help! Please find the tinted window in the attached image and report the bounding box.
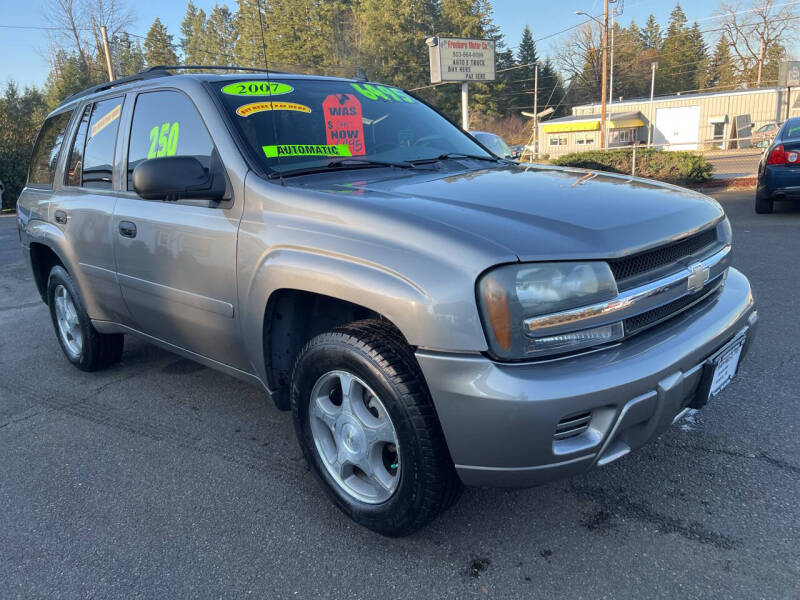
[215,79,492,175]
[473,132,509,157]
[28,111,72,186]
[127,91,215,190]
[782,118,800,140]
[82,97,123,189]
[65,106,91,186]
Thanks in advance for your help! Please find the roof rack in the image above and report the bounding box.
[59,69,172,106]
[141,65,288,74]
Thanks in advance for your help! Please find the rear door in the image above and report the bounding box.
[52,96,130,323]
[113,89,247,368]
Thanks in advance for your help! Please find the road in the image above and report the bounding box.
[1,193,798,599]
[706,150,762,179]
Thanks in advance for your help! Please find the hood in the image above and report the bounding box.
[292,164,724,262]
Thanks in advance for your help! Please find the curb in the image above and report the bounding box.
[687,176,757,192]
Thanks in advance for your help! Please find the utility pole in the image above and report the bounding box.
[100,25,115,81]
[461,82,469,130]
[600,0,609,149]
[533,63,539,157]
[648,62,658,146]
[608,1,615,148]
[757,39,764,87]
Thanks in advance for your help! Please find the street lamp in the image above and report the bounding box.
[575,3,612,149]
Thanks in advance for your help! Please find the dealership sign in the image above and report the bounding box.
[426,37,496,83]
[779,61,800,87]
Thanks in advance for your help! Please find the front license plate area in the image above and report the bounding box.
[690,334,746,409]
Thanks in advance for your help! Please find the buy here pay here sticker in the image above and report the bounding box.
[323,94,365,156]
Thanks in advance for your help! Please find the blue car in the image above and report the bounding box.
[756,117,800,213]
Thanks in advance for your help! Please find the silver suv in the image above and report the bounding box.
[17,67,757,535]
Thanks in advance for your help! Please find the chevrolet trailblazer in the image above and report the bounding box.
[17,67,757,535]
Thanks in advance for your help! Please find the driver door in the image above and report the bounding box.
[113,89,247,369]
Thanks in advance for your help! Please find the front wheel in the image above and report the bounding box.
[291,319,461,536]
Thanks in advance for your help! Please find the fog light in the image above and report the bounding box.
[526,322,624,356]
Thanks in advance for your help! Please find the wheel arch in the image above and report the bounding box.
[242,248,431,410]
[25,220,71,303]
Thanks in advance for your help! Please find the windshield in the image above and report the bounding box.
[214,78,494,175]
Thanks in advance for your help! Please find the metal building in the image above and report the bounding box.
[540,87,794,155]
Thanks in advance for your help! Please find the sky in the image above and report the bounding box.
[0,0,761,89]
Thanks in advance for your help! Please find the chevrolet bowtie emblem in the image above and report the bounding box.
[687,263,710,293]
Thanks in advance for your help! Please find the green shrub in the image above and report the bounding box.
[550,148,713,185]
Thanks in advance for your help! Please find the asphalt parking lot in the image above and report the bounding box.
[1,190,798,599]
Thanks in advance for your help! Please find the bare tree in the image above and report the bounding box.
[717,0,798,85]
[43,0,135,72]
[556,23,603,104]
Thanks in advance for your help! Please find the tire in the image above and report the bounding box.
[755,193,773,214]
[47,265,124,371]
[291,319,462,536]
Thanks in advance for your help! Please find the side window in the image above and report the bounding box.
[127,91,215,190]
[65,106,91,186]
[82,97,123,189]
[28,111,72,187]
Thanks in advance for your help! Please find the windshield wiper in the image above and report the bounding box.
[269,157,417,179]
[409,152,506,165]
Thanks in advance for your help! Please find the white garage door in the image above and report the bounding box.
[654,105,701,150]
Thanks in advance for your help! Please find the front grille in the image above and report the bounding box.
[554,411,592,440]
[623,278,723,336]
[609,228,718,288]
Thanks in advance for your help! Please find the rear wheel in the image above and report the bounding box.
[755,193,774,214]
[47,265,124,371]
[291,319,462,536]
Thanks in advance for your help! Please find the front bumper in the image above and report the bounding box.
[416,268,757,487]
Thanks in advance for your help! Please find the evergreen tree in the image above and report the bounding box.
[687,22,709,90]
[45,50,98,107]
[115,32,145,77]
[0,82,49,209]
[760,41,786,87]
[707,35,736,89]
[610,22,652,101]
[538,58,565,115]
[355,0,437,87]
[234,0,267,68]
[657,4,693,94]
[144,17,179,67]
[639,14,662,50]
[181,2,209,65]
[205,4,238,66]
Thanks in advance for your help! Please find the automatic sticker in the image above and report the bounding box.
[322,94,365,156]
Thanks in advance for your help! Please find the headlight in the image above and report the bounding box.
[477,262,619,360]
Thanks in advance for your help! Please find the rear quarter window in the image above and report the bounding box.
[28,111,73,187]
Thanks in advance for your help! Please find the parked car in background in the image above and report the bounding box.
[754,122,782,148]
[510,144,526,159]
[470,130,518,159]
[756,117,800,213]
[18,67,756,536]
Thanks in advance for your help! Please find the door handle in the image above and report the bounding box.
[118,221,137,238]
[54,210,67,225]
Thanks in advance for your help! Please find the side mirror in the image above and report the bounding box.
[133,155,225,201]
